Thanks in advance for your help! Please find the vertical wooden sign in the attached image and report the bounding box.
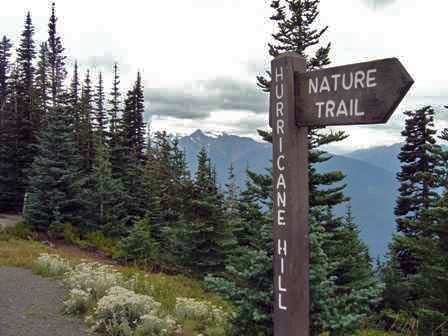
[271,52,310,336]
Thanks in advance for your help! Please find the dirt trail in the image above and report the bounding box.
[0,214,22,230]
[0,267,89,336]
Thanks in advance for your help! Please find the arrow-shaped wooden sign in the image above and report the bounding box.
[294,58,414,126]
[270,53,414,336]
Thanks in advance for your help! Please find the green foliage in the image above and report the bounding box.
[384,106,448,333]
[82,231,119,257]
[63,223,81,244]
[24,105,83,233]
[118,217,158,265]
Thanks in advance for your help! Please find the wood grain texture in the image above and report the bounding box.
[271,52,309,336]
[295,58,414,126]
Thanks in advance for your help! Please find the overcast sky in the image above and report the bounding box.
[2,0,447,153]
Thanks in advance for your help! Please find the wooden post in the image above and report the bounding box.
[271,52,309,336]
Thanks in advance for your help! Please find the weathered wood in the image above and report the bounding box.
[295,58,414,127]
[271,52,309,336]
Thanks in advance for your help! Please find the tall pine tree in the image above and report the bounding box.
[47,2,66,108]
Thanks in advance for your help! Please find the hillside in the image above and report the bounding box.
[179,130,399,258]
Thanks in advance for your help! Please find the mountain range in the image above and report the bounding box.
[178,130,403,259]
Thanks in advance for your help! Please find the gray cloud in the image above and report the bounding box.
[79,53,131,74]
[145,77,268,119]
[363,0,397,9]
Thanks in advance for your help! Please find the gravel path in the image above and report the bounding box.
[0,214,22,230]
[0,267,90,336]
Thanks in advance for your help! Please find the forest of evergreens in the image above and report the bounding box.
[0,1,447,335]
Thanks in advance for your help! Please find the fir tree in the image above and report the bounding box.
[0,36,15,212]
[24,106,82,233]
[392,106,440,275]
[94,72,107,144]
[90,143,128,236]
[107,63,124,178]
[384,106,443,328]
[47,2,67,107]
[35,42,49,128]
[118,217,158,266]
[79,70,95,172]
[0,35,12,127]
[15,11,38,210]
[184,147,233,272]
[69,61,81,144]
[121,72,146,161]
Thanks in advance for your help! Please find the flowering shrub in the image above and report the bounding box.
[32,254,234,336]
[90,286,162,335]
[134,314,178,336]
[64,262,124,301]
[174,298,231,335]
[64,288,92,314]
[34,253,71,276]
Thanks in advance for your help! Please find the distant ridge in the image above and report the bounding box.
[179,130,401,258]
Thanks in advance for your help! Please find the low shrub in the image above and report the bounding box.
[90,286,162,335]
[64,288,92,314]
[81,231,119,257]
[134,313,177,336]
[34,253,71,277]
[174,297,231,336]
[64,262,124,301]
[63,223,81,245]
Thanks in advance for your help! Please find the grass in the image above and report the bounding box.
[0,235,233,315]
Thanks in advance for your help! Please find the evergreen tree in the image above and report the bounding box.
[69,61,81,144]
[24,106,82,233]
[121,72,146,161]
[392,106,440,276]
[107,63,124,178]
[90,143,128,236]
[47,2,67,107]
[0,35,12,125]
[35,42,49,128]
[0,36,15,212]
[183,147,233,273]
[118,217,158,266]
[79,70,95,172]
[94,72,107,144]
[15,11,38,210]
[225,163,239,216]
[384,106,443,330]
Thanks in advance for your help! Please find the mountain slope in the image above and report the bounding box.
[346,143,402,175]
[179,130,397,258]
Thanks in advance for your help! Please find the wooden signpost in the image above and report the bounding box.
[270,52,414,336]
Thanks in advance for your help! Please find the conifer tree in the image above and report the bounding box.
[47,2,66,107]
[15,11,38,209]
[392,106,440,275]
[384,106,442,326]
[107,63,124,178]
[94,72,107,144]
[35,42,49,128]
[118,217,158,265]
[183,147,233,272]
[69,61,81,144]
[0,36,15,212]
[24,106,82,233]
[121,72,146,161]
[0,35,12,126]
[90,143,128,236]
[79,70,95,172]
